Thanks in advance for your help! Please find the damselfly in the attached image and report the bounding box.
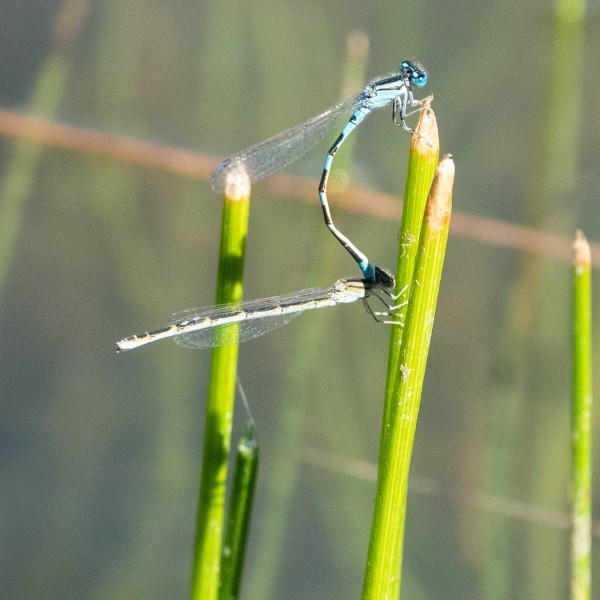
[116,266,403,352]
[210,61,428,280]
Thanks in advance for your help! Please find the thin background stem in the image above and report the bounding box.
[571,230,592,600]
[0,1,89,306]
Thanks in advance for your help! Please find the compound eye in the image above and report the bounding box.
[399,60,427,86]
[413,70,428,87]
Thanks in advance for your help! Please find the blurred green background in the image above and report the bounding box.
[1,1,599,599]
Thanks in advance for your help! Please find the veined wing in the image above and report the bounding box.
[210,93,362,192]
[173,309,302,349]
[170,283,343,349]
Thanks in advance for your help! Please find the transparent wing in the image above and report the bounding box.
[210,93,363,192]
[173,312,302,349]
[169,284,340,349]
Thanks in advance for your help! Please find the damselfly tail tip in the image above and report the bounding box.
[116,335,144,353]
[116,339,132,353]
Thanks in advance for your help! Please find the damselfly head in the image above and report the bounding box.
[400,60,428,87]
[373,266,395,289]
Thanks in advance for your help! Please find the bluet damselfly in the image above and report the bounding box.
[116,266,403,352]
[210,61,428,280]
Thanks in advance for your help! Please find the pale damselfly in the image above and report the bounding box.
[116,266,403,352]
[210,61,428,281]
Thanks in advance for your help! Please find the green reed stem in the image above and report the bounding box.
[363,154,454,600]
[570,230,592,600]
[382,104,439,429]
[219,422,259,600]
[190,175,251,600]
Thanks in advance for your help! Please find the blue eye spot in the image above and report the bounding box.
[413,71,428,87]
[399,60,427,87]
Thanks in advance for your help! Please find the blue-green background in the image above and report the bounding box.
[1,1,599,599]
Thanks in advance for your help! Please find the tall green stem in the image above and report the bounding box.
[383,105,439,427]
[190,175,251,600]
[363,154,454,600]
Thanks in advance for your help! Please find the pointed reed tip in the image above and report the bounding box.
[224,166,251,201]
[438,153,455,174]
[412,98,439,154]
[425,154,454,230]
[239,430,259,453]
[573,229,591,270]
[420,94,434,109]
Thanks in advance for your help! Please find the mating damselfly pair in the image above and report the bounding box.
[117,61,428,352]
